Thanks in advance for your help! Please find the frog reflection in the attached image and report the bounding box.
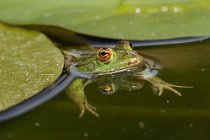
[98,69,190,96]
[98,72,152,96]
[63,41,192,117]
[98,76,145,95]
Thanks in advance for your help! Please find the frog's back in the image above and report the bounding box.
[62,46,97,72]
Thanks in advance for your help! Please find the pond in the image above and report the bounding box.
[0,38,210,140]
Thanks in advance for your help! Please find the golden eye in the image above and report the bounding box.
[97,48,113,63]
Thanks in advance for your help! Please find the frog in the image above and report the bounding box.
[62,41,192,117]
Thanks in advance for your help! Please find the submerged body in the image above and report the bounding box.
[63,41,191,117]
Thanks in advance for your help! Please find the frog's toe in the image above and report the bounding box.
[78,104,99,118]
[164,85,182,96]
[151,86,163,96]
[87,104,97,110]
[157,87,163,96]
[78,104,86,118]
[151,84,183,96]
[169,84,193,89]
[85,104,99,117]
[165,83,193,96]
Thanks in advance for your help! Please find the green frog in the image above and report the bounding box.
[63,41,191,117]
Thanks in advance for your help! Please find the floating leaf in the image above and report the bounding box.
[0,24,64,111]
[0,0,209,40]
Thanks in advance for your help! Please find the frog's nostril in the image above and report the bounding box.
[129,42,133,48]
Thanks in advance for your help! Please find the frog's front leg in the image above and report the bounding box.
[65,78,99,117]
[135,67,192,96]
[146,76,192,96]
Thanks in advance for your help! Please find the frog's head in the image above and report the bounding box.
[77,41,143,75]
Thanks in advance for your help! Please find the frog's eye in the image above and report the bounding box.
[97,48,113,64]
[98,82,115,95]
[115,40,132,51]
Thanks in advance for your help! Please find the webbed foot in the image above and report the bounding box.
[78,101,99,118]
[148,77,192,96]
[152,83,192,96]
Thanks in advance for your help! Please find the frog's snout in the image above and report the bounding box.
[128,52,143,66]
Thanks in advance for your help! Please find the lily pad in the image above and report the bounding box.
[0,0,209,40]
[0,24,64,111]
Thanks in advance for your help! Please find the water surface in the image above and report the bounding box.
[0,39,210,140]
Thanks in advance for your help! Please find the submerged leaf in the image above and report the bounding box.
[0,0,209,40]
[0,24,64,111]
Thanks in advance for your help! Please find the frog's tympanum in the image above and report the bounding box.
[63,41,191,117]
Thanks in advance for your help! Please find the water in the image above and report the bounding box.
[0,39,210,140]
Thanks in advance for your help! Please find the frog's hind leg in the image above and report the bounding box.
[66,78,99,117]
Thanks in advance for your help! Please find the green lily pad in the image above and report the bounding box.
[0,24,64,111]
[0,0,209,40]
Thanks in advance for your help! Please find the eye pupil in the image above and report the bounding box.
[100,51,107,56]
